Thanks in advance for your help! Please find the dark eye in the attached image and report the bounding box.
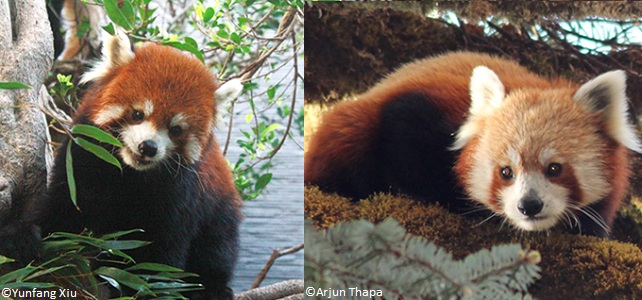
[500,166,514,180]
[546,163,562,177]
[169,125,183,137]
[132,110,144,122]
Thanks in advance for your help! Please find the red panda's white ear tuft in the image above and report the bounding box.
[215,79,243,104]
[574,70,642,153]
[451,66,506,150]
[80,29,135,84]
[469,66,506,117]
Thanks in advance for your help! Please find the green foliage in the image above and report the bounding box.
[49,74,79,111]
[0,81,31,89]
[0,230,200,299]
[305,219,542,299]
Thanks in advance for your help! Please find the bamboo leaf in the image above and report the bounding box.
[125,263,184,273]
[0,81,31,90]
[74,137,122,171]
[65,142,78,210]
[95,267,154,295]
[71,124,122,147]
[100,229,145,240]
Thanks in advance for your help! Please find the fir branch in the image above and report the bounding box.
[305,219,541,299]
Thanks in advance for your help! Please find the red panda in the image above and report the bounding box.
[305,51,642,238]
[0,31,243,299]
[47,0,105,61]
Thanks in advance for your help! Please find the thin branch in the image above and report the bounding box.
[236,279,303,300]
[250,243,304,289]
[239,31,300,172]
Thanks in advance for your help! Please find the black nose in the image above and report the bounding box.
[138,140,158,157]
[518,193,543,217]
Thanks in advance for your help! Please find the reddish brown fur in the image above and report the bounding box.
[77,43,241,207]
[601,140,631,226]
[306,52,570,191]
[78,43,217,139]
[487,166,508,211]
[306,51,635,234]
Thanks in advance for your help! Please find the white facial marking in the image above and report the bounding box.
[184,134,202,164]
[572,160,608,206]
[500,172,568,231]
[467,149,493,205]
[507,147,520,167]
[132,100,154,117]
[119,121,174,170]
[93,105,125,126]
[171,113,188,128]
[144,100,154,116]
[538,148,557,166]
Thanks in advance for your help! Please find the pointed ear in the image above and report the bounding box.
[451,66,506,150]
[573,70,641,152]
[80,29,135,84]
[469,66,506,117]
[215,79,243,104]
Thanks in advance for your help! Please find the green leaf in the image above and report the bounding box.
[47,232,138,262]
[65,141,78,210]
[47,231,104,242]
[74,137,122,171]
[125,263,184,273]
[267,85,277,100]
[0,265,38,283]
[100,229,145,240]
[203,7,215,22]
[217,28,229,39]
[163,41,205,63]
[103,0,136,30]
[100,240,151,250]
[94,267,153,294]
[71,124,123,147]
[237,17,249,27]
[42,240,81,252]
[102,22,116,35]
[143,272,200,279]
[0,81,31,90]
[0,255,14,265]
[147,281,204,291]
[184,36,198,48]
[23,265,73,281]
[262,124,281,137]
[230,32,241,44]
[254,173,272,191]
[56,74,72,84]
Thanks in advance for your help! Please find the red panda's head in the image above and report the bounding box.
[78,31,242,171]
[453,66,641,233]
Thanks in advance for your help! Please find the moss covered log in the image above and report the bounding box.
[305,187,642,299]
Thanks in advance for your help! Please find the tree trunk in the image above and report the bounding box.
[0,0,53,224]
